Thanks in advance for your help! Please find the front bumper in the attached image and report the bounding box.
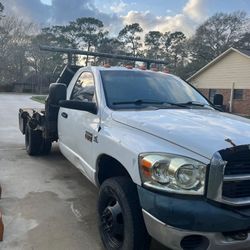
[143,209,250,250]
[137,186,250,249]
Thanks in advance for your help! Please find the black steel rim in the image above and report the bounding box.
[101,196,124,248]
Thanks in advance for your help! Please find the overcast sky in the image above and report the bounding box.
[2,0,250,36]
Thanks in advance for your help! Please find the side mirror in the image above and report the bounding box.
[48,83,67,105]
[59,100,97,114]
[213,94,223,106]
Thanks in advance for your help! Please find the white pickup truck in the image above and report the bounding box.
[19,65,250,250]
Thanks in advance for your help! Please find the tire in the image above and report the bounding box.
[98,177,151,250]
[25,124,43,156]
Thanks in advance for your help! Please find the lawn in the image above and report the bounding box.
[31,95,47,104]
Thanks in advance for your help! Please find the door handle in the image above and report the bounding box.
[61,112,68,119]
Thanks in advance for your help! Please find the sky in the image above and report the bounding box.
[2,0,250,36]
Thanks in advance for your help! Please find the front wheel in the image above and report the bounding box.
[98,177,151,250]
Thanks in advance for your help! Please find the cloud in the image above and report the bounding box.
[122,0,207,36]
[3,0,50,24]
[110,0,127,14]
[122,10,193,36]
[3,0,120,27]
[50,0,97,23]
[2,0,207,36]
[156,14,195,35]
[183,0,206,21]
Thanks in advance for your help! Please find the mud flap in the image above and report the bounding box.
[0,212,3,241]
[0,185,4,241]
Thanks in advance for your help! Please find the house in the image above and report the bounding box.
[187,47,250,116]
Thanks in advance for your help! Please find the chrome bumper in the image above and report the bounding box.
[143,209,250,250]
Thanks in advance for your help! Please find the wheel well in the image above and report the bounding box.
[96,154,131,186]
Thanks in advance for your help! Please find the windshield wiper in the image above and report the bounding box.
[176,101,208,107]
[112,99,188,108]
[112,99,165,105]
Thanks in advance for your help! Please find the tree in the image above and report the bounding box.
[235,32,250,49]
[144,31,163,59]
[27,29,66,92]
[41,24,80,64]
[41,25,74,47]
[118,23,143,57]
[0,16,35,85]
[60,23,79,48]
[96,37,125,65]
[163,31,186,72]
[189,11,248,65]
[0,2,3,19]
[74,17,104,65]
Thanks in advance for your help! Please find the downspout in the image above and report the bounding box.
[229,82,235,113]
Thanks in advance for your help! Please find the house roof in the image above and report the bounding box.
[238,48,250,57]
[187,47,250,81]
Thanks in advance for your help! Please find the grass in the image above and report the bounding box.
[31,95,47,104]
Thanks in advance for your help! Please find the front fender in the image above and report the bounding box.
[94,120,209,186]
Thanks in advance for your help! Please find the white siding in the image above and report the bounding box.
[191,51,250,89]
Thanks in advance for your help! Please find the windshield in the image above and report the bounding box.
[101,70,211,110]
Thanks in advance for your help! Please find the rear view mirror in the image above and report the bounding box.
[213,94,223,106]
[59,100,97,114]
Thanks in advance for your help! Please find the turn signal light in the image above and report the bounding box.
[125,65,133,69]
[151,67,158,72]
[140,158,152,177]
[139,66,147,70]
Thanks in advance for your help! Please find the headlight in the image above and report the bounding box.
[139,153,207,195]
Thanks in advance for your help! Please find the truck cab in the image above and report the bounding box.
[20,65,250,250]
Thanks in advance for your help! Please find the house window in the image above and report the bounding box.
[233,89,243,100]
[209,89,217,102]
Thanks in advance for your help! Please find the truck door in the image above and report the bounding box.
[58,71,100,181]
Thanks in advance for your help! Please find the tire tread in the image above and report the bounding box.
[98,177,151,250]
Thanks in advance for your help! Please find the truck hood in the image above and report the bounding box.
[112,109,250,159]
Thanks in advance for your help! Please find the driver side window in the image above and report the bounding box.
[71,72,96,103]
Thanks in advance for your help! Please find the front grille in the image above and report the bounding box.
[223,180,250,198]
[207,145,250,206]
[221,145,250,202]
[224,161,250,175]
